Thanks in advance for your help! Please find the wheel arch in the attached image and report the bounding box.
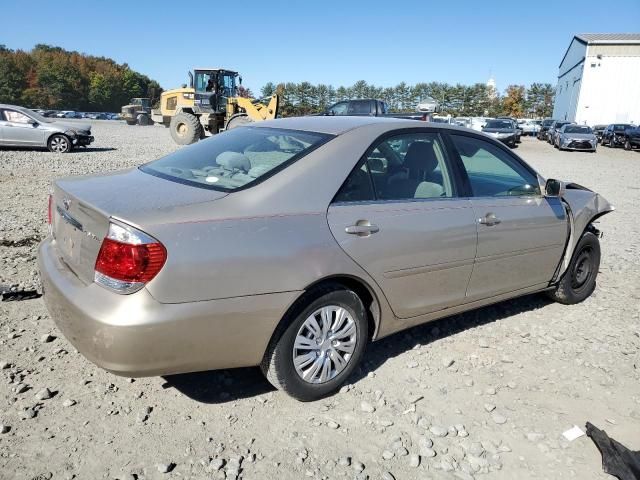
[261,274,381,363]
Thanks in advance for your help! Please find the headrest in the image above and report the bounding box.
[404,142,438,177]
[216,151,251,172]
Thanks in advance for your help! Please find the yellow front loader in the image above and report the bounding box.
[151,68,279,145]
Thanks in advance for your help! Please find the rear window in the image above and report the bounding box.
[141,127,331,191]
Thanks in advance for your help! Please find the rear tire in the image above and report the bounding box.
[47,134,71,153]
[225,113,252,130]
[261,284,368,401]
[547,231,600,305]
[137,114,151,126]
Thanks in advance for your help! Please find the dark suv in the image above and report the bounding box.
[537,119,556,141]
[592,125,607,143]
[602,124,634,148]
[623,125,640,150]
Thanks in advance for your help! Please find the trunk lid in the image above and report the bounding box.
[51,167,227,284]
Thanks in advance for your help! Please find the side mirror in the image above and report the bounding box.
[545,178,565,197]
[30,120,38,127]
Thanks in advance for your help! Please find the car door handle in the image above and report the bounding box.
[345,223,379,236]
[478,213,501,226]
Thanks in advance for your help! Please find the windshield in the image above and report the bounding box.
[564,126,592,134]
[141,127,331,191]
[542,119,555,127]
[484,120,513,129]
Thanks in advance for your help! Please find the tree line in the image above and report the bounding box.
[0,44,554,118]
[0,44,161,112]
[260,80,555,118]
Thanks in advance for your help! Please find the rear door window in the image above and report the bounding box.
[334,132,455,202]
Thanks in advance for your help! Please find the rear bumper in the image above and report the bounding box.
[38,237,299,377]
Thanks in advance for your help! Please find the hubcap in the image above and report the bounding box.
[177,123,187,136]
[292,305,357,384]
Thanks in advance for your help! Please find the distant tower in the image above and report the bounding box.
[486,74,497,99]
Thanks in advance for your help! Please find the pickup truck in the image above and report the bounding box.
[322,99,434,121]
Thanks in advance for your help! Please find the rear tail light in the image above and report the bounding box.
[421,113,428,121]
[94,222,167,294]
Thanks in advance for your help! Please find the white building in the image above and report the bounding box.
[553,33,640,125]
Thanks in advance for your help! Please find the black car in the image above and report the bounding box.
[482,119,518,147]
[602,124,635,148]
[497,117,522,143]
[537,118,556,141]
[592,124,607,143]
[623,125,640,150]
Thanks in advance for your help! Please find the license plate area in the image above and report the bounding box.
[55,207,84,262]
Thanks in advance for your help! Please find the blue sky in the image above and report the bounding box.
[3,0,639,93]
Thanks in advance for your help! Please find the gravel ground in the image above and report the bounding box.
[0,121,639,480]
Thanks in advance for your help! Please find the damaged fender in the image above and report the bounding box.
[556,183,614,281]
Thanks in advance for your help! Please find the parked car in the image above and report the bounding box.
[0,104,94,153]
[518,119,541,136]
[537,118,556,141]
[55,110,74,118]
[555,124,597,152]
[591,124,607,143]
[548,121,573,145]
[38,117,613,400]
[602,124,635,148]
[481,118,518,147]
[623,125,640,150]
[468,117,490,132]
[497,117,522,142]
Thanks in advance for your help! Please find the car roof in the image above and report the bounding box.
[251,115,474,135]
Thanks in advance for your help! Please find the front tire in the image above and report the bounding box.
[547,231,601,305]
[624,139,632,151]
[47,134,71,153]
[261,284,368,401]
[169,112,202,145]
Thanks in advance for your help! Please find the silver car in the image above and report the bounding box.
[38,117,613,400]
[555,124,597,152]
[0,104,94,153]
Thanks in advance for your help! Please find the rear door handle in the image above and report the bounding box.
[345,222,379,236]
[478,213,501,226]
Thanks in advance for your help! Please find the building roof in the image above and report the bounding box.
[574,33,640,44]
[559,33,640,69]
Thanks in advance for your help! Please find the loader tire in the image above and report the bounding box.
[225,113,252,130]
[137,114,151,126]
[170,112,202,145]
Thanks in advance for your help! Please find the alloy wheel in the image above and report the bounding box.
[51,136,68,153]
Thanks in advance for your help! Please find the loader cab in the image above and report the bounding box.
[131,98,150,109]
[192,69,238,114]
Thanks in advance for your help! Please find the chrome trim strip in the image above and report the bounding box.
[56,206,83,232]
